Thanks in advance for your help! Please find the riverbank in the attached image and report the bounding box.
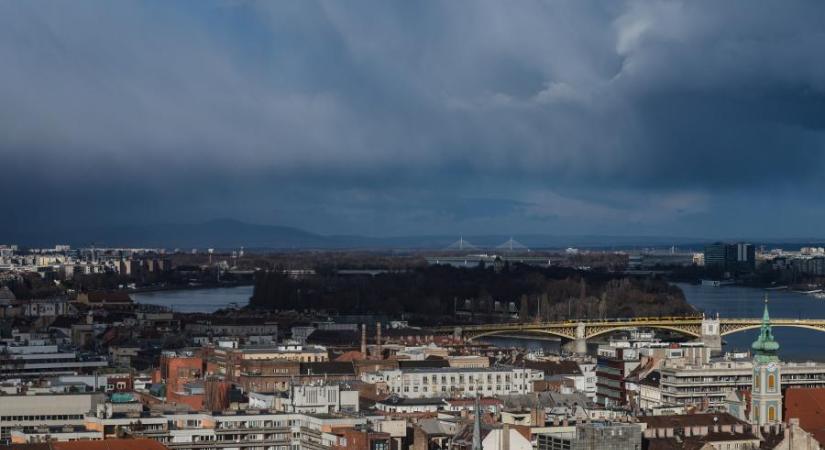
[131,285,254,313]
[128,281,254,294]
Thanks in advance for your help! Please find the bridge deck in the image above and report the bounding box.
[437,317,825,340]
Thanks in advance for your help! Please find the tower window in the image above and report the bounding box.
[768,374,776,390]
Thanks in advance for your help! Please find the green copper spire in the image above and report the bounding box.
[752,294,780,362]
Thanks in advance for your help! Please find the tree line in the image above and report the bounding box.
[250,263,692,324]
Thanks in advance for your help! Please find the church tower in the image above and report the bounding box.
[751,295,782,425]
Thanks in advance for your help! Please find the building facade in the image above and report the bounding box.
[367,367,542,399]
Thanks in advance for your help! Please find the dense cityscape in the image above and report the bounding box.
[2,243,825,450]
[5,1,825,449]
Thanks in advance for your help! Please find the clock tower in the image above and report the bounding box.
[751,295,781,425]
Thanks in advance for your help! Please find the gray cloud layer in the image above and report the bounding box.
[3,1,825,239]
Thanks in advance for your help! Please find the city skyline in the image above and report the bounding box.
[4,1,825,240]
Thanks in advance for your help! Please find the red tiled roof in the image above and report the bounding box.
[785,388,825,445]
[335,350,366,361]
[55,439,169,450]
[11,440,170,450]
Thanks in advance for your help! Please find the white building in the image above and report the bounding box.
[0,392,106,442]
[576,361,597,401]
[0,340,108,379]
[366,366,543,399]
[248,383,359,413]
[660,358,825,407]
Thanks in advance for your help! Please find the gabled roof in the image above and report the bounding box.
[335,350,366,361]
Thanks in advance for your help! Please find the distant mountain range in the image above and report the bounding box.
[6,218,823,251]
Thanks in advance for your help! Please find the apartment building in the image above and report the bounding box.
[0,340,108,379]
[365,366,543,399]
[0,392,105,443]
[595,347,641,408]
[85,409,368,450]
[248,383,360,413]
[659,359,825,407]
[209,345,329,380]
[10,425,103,444]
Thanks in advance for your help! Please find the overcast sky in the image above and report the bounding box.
[3,1,825,239]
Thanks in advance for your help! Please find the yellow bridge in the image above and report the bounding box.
[438,316,825,342]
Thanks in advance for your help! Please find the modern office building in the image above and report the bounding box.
[704,242,755,272]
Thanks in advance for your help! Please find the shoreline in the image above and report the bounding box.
[127,282,254,294]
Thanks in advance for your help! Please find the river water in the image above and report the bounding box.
[677,282,825,361]
[131,285,253,313]
[484,283,825,361]
[132,282,825,360]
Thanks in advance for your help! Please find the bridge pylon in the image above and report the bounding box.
[700,313,722,354]
[562,322,589,354]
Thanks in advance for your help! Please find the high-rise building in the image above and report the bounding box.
[703,242,755,273]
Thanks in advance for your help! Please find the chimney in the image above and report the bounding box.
[376,322,382,359]
[361,324,367,355]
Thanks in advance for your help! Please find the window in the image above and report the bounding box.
[768,406,776,421]
[768,374,776,390]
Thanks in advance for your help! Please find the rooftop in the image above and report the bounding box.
[638,413,748,429]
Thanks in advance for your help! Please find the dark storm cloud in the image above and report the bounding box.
[2,1,825,238]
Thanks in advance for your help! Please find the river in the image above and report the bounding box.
[484,283,825,361]
[131,285,253,313]
[677,282,825,361]
[131,282,825,360]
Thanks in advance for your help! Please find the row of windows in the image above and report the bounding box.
[0,415,83,421]
[393,384,525,393]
